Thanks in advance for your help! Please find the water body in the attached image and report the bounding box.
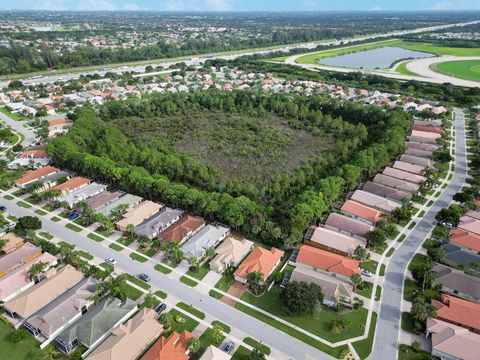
[318,46,433,69]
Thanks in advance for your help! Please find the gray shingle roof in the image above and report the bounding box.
[182,224,230,259]
[134,207,183,238]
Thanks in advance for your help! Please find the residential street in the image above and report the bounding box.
[369,109,467,359]
[0,198,335,360]
[0,111,37,148]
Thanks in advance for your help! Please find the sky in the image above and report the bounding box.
[4,0,480,11]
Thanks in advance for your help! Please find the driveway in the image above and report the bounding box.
[221,282,246,306]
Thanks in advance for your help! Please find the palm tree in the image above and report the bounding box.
[28,261,47,283]
[159,312,174,330]
[126,224,135,239]
[142,292,156,309]
[168,242,184,263]
[206,246,216,258]
[187,337,201,353]
[210,323,224,344]
[59,247,80,267]
[43,346,59,360]
[28,181,43,194]
[188,256,199,273]
[350,273,363,291]
[137,235,152,252]
[246,271,264,295]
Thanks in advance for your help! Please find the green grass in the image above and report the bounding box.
[0,106,25,121]
[78,250,93,260]
[355,281,373,298]
[167,308,199,334]
[180,275,198,287]
[58,241,74,250]
[155,290,167,299]
[417,210,425,218]
[154,263,172,274]
[386,248,395,257]
[239,286,368,342]
[124,283,143,300]
[34,209,47,215]
[3,194,14,200]
[125,274,152,290]
[408,221,416,230]
[117,237,134,246]
[408,253,429,272]
[186,263,210,281]
[138,247,157,257]
[65,223,82,232]
[95,228,113,238]
[191,325,227,360]
[129,252,148,263]
[401,312,415,333]
[212,320,231,334]
[51,216,62,222]
[109,243,124,251]
[87,233,104,242]
[243,337,271,355]
[427,200,434,206]
[360,260,378,274]
[232,346,253,360]
[432,59,480,81]
[375,286,382,301]
[380,264,386,276]
[16,201,31,208]
[234,299,348,357]
[398,344,433,360]
[0,318,64,360]
[352,312,377,359]
[176,302,205,320]
[39,231,53,240]
[395,60,420,76]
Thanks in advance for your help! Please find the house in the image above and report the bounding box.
[0,252,57,302]
[56,298,138,355]
[158,215,205,244]
[362,181,411,202]
[392,161,426,175]
[399,154,435,167]
[290,267,353,307]
[15,166,59,188]
[95,193,143,217]
[52,176,90,195]
[404,148,434,159]
[413,119,443,128]
[234,246,284,284]
[382,166,427,184]
[304,226,366,257]
[432,106,448,115]
[199,345,231,360]
[116,201,163,232]
[427,317,480,360]
[409,130,441,144]
[412,124,444,135]
[449,227,480,253]
[58,182,108,208]
[324,212,373,239]
[134,207,184,239]
[85,308,163,360]
[457,216,480,236]
[373,173,420,193]
[181,224,230,259]
[210,237,254,273]
[0,233,24,254]
[3,265,84,327]
[441,242,480,273]
[140,330,193,360]
[340,200,384,224]
[465,210,480,220]
[293,245,360,283]
[405,141,439,152]
[433,263,480,303]
[24,277,98,347]
[31,170,72,192]
[48,117,73,138]
[431,295,480,334]
[0,242,42,278]
[349,190,405,213]
[85,191,123,211]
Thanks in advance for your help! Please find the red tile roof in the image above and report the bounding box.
[450,227,480,253]
[48,117,72,127]
[15,166,58,185]
[340,200,384,223]
[140,330,193,360]
[234,246,284,280]
[19,149,48,158]
[296,245,360,277]
[158,215,205,243]
[53,177,89,192]
[432,295,480,333]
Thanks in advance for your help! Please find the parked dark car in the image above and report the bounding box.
[137,273,151,282]
[154,303,167,314]
[222,341,235,354]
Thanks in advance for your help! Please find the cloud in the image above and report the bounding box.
[35,0,67,10]
[164,1,186,11]
[431,0,454,9]
[205,0,232,11]
[370,5,382,10]
[81,0,116,10]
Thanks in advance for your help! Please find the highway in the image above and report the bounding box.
[1,20,478,89]
[369,109,467,360]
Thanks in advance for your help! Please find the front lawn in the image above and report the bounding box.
[16,201,31,208]
[239,286,368,342]
[401,312,415,333]
[190,322,228,360]
[352,312,377,359]
[354,281,373,299]
[243,337,271,355]
[65,223,82,232]
[117,236,134,246]
[109,243,123,251]
[398,344,433,360]
[125,274,151,290]
[155,290,167,299]
[180,276,198,287]
[39,231,53,240]
[87,233,104,242]
[176,302,206,320]
[186,262,211,281]
[404,279,422,302]
[78,250,93,260]
[167,309,199,335]
[232,346,253,360]
[124,283,143,300]
[360,260,378,274]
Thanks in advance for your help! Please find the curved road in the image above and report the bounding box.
[0,111,37,149]
[369,109,467,360]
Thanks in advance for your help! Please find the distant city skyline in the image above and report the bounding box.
[4,0,480,12]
